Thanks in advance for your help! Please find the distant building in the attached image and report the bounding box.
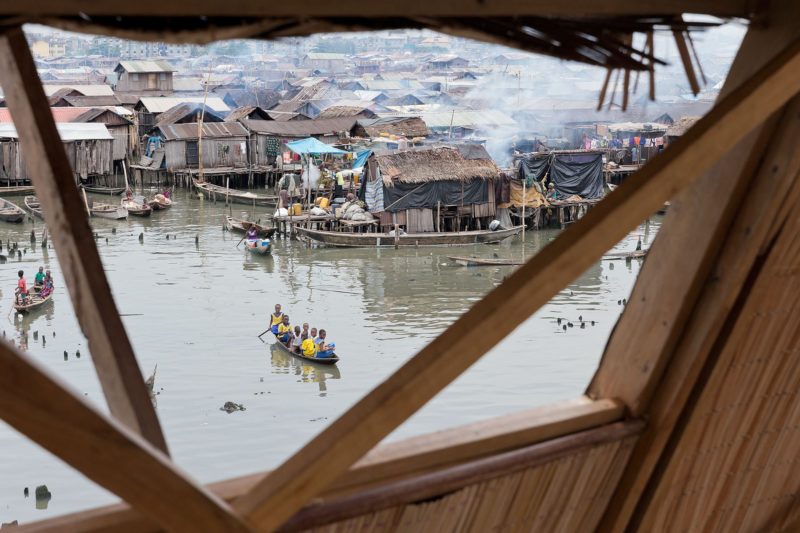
[30,39,67,59]
[112,60,176,93]
[302,53,348,73]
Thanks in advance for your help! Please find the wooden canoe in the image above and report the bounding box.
[80,184,126,195]
[225,215,276,238]
[121,198,152,217]
[294,225,524,248]
[24,196,44,220]
[148,194,173,210]
[0,197,25,223]
[14,287,53,313]
[245,238,272,255]
[0,185,35,196]
[448,256,525,266]
[603,249,648,260]
[273,336,339,365]
[91,203,128,220]
[193,179,278,206]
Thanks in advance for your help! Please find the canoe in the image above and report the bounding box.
[148,194,173,210]
[91,203,128,220]
[272,336,339,365]
[14,287,53,313]
[0,185,35,196]
[448,256,524,266]
[24,196,44,220]
[294,225,524,248]
[603,249,648,260]
[121,198,152,217]
[193,179,278,206]
[245,238,272,255]
[0,197,25,223]
[80,184,126,195]
[225,215,276,238]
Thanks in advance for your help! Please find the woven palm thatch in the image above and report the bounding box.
[377,147,498,186]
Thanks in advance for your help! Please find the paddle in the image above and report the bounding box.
[236,235,246,248]
[257,328,271,338]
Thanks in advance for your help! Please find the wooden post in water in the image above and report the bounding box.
[437,201,441,233]
[522,179,527,238]
[225,176,230,206]
[394,223,400,249]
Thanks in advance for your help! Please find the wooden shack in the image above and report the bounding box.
[352,116,429,139]
[1,2,800,533]
[72,107,135,163]
[112,60,175,93]
[0,122,113,182]
[362,146,497,232]
[156,122,248,174]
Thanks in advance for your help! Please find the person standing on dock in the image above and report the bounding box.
[269,304,284,335]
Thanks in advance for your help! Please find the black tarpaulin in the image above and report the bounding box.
[550,153,604,199]
[518,155,549,186]
[382,179,488,212]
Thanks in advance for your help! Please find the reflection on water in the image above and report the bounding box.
[269,343,341,396]
[0,188,659,524]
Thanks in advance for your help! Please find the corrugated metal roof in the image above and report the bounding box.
[138,97,230,114]
[117,60,176,73]
[157,122,249,141]
[0,122,113,141]
[242,117,357,137]
[43,84,114,96]
[416,110,517,129]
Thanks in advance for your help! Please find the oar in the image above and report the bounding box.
[257,329,271,338]
[236,235,246,248]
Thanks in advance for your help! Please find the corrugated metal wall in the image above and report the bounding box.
[164,137,248,170]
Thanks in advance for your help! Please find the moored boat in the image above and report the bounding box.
[603,249,648,260]
[245,238,272,255]
[193,179,277,206]
[272,336,339,365]
[0,185,35,197]
[14,287,53,313]
[225,215,276,238]
[148,193,173,210]
[295,225,524,248]
[24,196,44,220]
[448,256,524,266]
[90,203,128,220]
[0,197,26,223]
[121,197,152,217]
[80,184,126,195]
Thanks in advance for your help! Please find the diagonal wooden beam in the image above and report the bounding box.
[232,36,800,531]
[0,340,254,533]
[0,26,168,453]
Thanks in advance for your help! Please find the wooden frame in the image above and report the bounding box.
[0,4,798,531]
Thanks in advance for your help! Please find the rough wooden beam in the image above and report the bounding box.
[0,1,754,17]
[20,397,622,532]
[592,2,800,529]
[232,35,800,531]
[0,340,253,533]
[0,26,167,452]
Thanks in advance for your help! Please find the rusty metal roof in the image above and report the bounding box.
[242,117,357,137]
[157,122,249,141]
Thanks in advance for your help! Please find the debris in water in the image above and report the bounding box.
[623,298,628,305]
[195,234,199,245]
[63,351,67,361]
[35,485,51,510]
[138,233,144,243]
[591,321,596,326]
[578,315,583,322]
[220,401,245,413]
[557,318,562,325]
[75,350,81,358]
[23,487,28,497]
[105,238,108,244]
[33,331,38,340]
[580,323,585,329]
[111,227,116,234]
[562,325,567,331]
[568,322,573,328]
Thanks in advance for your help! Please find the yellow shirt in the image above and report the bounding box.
[270,313,284,326]
[278,323,292,335]
[301,338,317,357]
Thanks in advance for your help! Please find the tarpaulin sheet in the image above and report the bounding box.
[518,155,549,186]
[286,137,348,155]
[382,179,488,212]
[550,153,603,199]
[352,149,372,170]
[499,180,549,209]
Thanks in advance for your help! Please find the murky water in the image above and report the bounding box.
[0,188,659,524]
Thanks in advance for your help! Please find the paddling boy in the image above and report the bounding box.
[269,304,284,335]
[277,315,293,345]
[316,329,336,359]
[34,266,45,288]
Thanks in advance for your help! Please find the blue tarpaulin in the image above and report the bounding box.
[286,137,347,155]
[352,149,372,170]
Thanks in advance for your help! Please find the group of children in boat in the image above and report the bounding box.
[15,266,54,304]
[269,304,336,359]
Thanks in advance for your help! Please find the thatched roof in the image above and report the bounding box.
[666,116,701,137]
[376,147,498,186]
[355,117,429,138]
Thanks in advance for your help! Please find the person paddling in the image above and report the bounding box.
[269,304,284,335]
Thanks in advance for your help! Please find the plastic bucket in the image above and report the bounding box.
[319,197,330,209]
[291,203,302,216]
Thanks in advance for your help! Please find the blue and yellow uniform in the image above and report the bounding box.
[270,312,284,334]
[277,322,292,343]
[301,338,317,357]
